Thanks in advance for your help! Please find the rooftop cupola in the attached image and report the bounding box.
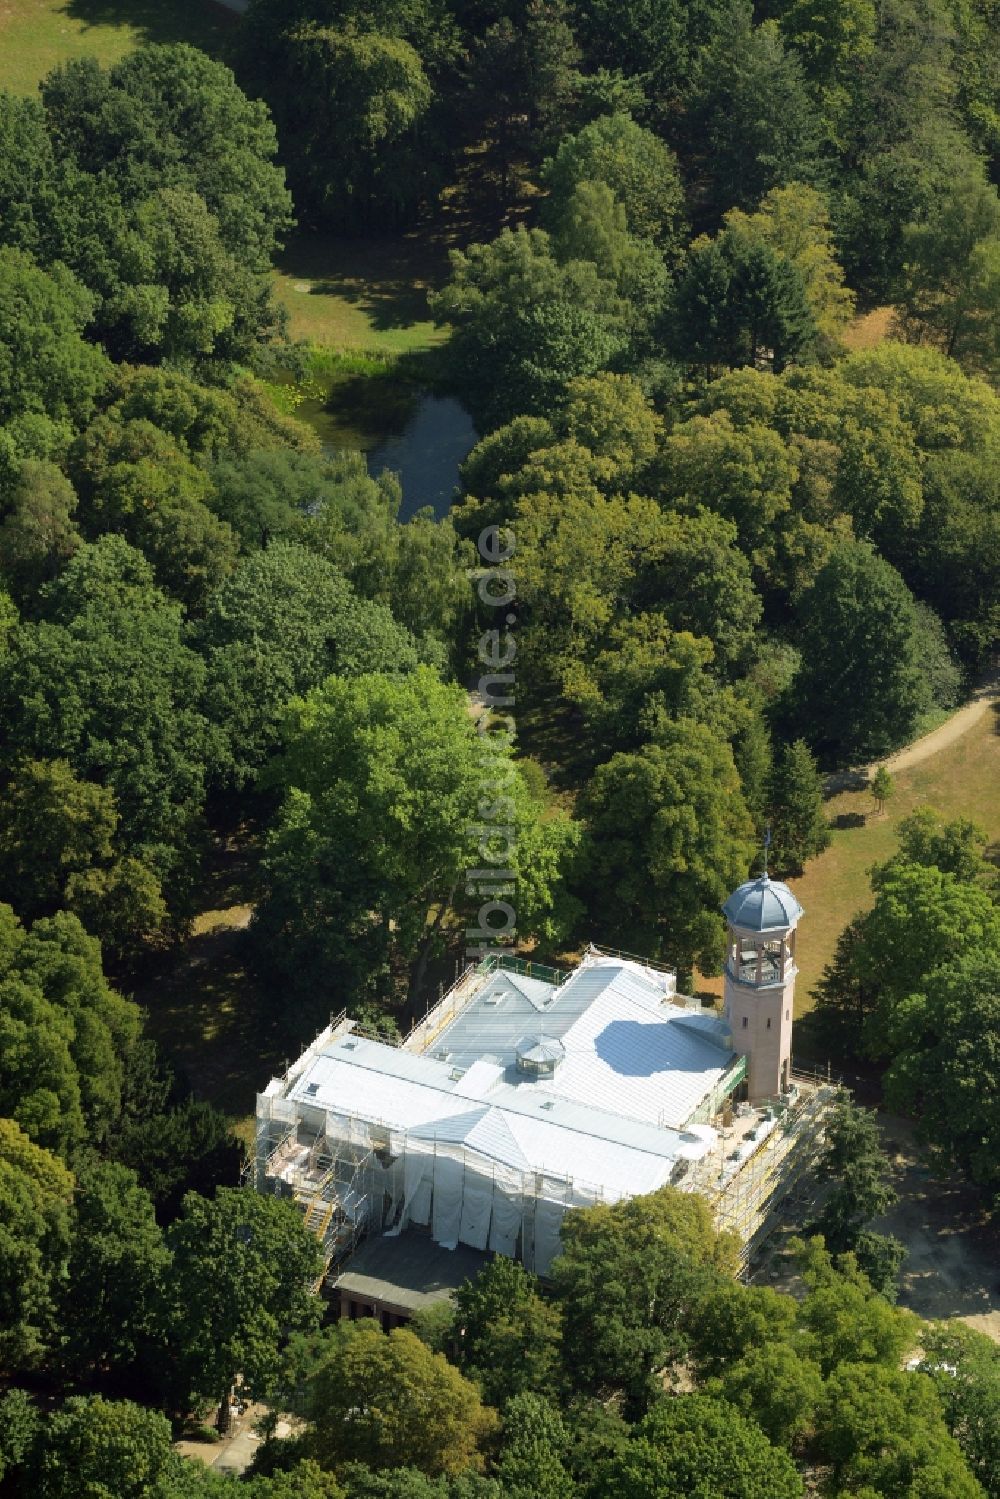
[722,875,804,937]
[514,1035,565,1080]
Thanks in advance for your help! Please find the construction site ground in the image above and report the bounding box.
[750,1113,1000,1344]
[871,1115,1000,1341]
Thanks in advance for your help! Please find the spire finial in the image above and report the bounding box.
[762,822,772,879]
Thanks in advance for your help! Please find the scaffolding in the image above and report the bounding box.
[684,1052,748,1126]
[254,1084,624,1280]
[401,952,570,1057]
[682,1070,840,1272]
[402,964,494,1056]
[255,1092,389,1276]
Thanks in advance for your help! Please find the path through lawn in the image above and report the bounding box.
[790,703,1000,1008]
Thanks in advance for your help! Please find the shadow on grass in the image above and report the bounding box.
[134,832,294,1116]
[822,766,870,797]
[310,277,432,332]
[831,811,867,830]
[62,0,235,53]
[277,231,450,333]
[139,924,287,1117]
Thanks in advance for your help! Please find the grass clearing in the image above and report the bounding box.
[841,305,895,351]
[0,0,233,94]
[789,705,1000,1010]
[272,230,451,355]
[694,706,1000,1014]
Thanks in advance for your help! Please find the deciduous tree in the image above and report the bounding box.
[0,907,142,1155]
[59,1159,168,1385]
[550,1187,739,1412]
[885,953,1000,1205]
[721,184,855,351]
[0,459,81,605]
[816,1361,983,1498]
[41,45,292,273]
[0,1117,73,1368]
[893,806,991,884]
[0,537,213,911]
[793,1237,918,1373]
[0,759,117,919]
[710,1342,824,1450]
[430,227,625,427]
[541,112,686,256]
[303,1322,497,1476]
[452,1258,563,1407]
[164,1188,323,1420]
[918,1322,1000,1498]
[595,1394,804,1499]
[871,765,894,816]
[0,250,109,425]
[793,541,931,762]
[255,668,577,1009]
[495,1394,573,1499]
[252,26,433,231]
[197,542,422,788]
[577,721,756,977]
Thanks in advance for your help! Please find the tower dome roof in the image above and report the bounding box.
[723,876,804,933]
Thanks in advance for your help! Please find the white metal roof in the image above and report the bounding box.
[279,956,735,1198]
[431,955,733,1129]
[550,979,734,1129]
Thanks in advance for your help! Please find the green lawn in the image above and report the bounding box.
[788,706,1000,1009]
[0,0,234,94]
[0,1,450,356]
[272,230,451,355]
[694,707,1000,1014]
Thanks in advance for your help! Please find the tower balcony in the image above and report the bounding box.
[726,953,798,988]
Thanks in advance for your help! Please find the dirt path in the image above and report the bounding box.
[824,663,999,795]
[882,665,1000,775]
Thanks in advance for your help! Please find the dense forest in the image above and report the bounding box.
[0,0,998,1492]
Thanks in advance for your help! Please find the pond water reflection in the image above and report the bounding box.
[295,374,477,521]
[367,395,477,521]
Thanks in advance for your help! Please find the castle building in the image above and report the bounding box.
[253,875,830,1317]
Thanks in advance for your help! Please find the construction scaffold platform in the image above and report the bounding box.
[682,1067,841,1272]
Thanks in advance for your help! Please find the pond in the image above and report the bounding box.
[368,395,478,522]
[294,373,477,522]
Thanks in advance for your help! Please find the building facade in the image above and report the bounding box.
[253,876,823,1304]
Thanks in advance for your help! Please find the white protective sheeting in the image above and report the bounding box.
[385,1139,433,1234]
[488,1164,523,1256]
[431,1145,465,1249]
[458,1168,495,1250]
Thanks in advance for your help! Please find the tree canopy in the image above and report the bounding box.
[302,1321,498,1476]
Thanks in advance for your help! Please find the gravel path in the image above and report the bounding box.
[882,665,1000,775]
[824,662,999,795]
